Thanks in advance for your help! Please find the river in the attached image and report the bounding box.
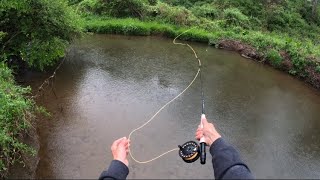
[29,34,320,178]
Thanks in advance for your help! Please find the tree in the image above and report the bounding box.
[0,0,82,70]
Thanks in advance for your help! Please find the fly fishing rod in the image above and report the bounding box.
[178,57,206,165]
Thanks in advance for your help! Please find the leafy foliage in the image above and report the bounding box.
[0,0,82,177]
[266,49,283,68]
[223,8,249,28]
[190,4,220,20]
[148,0,158,6]
[94,0,147,18]
[0,0,82,70]
[149,2,200,26]
[0,62,38,177]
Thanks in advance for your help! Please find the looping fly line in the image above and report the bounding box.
[128,26,205,164]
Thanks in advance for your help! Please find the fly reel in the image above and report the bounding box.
[178,141,200,163]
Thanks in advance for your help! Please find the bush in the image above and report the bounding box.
[214,0,264,17]
[76,0,99,15]
[148,0,157,6]
[223,8,250,28]
[266,49,283,68]
[96,0,146,18]
[316,66,320,73]
[0,0,82,70]
[0,62,38,177]
[161,0,213,8]
[266,6,309,33]
[68,0,83,5]
[190,4,220,20]
[150,2,199,26]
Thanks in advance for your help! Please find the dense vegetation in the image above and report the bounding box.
[0,0,320,177]
[75,0,320,87]
[0,63,36,176]
[0,0,81,177]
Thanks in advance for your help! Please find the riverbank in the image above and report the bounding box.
[0,63,38,177]
[0,0,82,176]
[84,17,320,89]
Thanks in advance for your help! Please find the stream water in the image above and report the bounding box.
[29,34,320,178]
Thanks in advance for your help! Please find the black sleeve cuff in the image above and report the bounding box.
[99,160,129,180]
[209,138,250,179]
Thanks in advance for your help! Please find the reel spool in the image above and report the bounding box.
[178,141,200,163]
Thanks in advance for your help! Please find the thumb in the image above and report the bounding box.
[201,116,208,125]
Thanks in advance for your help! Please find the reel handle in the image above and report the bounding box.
[200,114,206,165]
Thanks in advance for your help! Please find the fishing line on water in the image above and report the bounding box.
[128,26,207,164]
[33,21,223,164]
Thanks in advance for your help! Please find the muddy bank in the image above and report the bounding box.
[7,70,53,179]
[7,124,40,179]
[217,39,320,89]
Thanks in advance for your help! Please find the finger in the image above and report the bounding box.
[201,117,208,125]
[196,128,200,133]
[196,131,202,138]
[196,135,202,141]
[196,128,203,134]
[111,137,124,150]
[196,134,203,140]
[120,140,128,149]
[196,131,203,136]
[195,130,202,136]
[125,142,130,149]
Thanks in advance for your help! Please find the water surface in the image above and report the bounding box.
[34,34,320,179]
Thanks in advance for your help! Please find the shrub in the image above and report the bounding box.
[68,0,83,5]
[150,2,199,26]
[223,8,250,28]
[266,6,308,33]
[76,0,99,14]
[0,0,82,70]
[0,62,38,177]
[190,4,220,20]
[96,0,146,18]
[316,66,320,73]
[266,49,283,68]
[148,0,157,6]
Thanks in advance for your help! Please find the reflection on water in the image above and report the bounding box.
[32,35,320,179]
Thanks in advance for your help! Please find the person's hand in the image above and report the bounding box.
[195,116,221,146]
[111,137,130,167]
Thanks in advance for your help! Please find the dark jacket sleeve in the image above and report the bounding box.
[210,138,254,179]
[99,160,129,180]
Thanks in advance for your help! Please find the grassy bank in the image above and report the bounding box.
[84,16,320,89]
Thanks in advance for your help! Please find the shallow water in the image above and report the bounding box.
[32,34,320,179]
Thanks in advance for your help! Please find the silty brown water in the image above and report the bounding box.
[31,34,320,179]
